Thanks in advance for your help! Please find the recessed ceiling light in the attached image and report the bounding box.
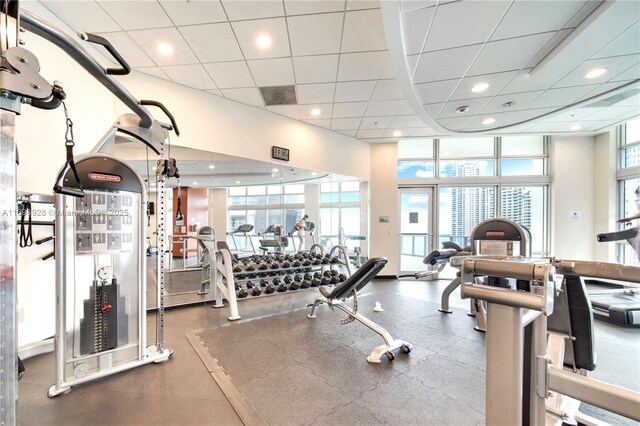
[471,82,490,93]
[208,164,215,169]
[157,43,173,55]
[311,172,317,176]
[235,180,240,184]
[456,106,469,114]
[570,124,581,131]
[584,68,607,79]
[393,131,402,137]
[482,117,496,125]
[192,181,198,185]
[272,168,279,172]
[310,108,321,116]
[256,34,272,49]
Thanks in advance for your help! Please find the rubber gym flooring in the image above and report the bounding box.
[18,279,640,425]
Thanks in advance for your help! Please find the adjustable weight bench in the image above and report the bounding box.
[307,257,412,363]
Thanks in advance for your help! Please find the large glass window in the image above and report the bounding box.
[500,186,547,254]
[617,118,640,265]
[398,139,435,179]
[439,137,495,158]
[438,186,496,248]
[319,181,361,250]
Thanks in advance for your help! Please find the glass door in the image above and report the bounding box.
[399,188,434,275]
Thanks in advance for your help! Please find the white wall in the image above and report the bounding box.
[550,135,596,260]
[593,131,617,261]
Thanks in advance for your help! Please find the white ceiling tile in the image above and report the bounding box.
[606,84,640,107]
[406,54,419,76]
[389,115,422,128]
[98,32,154,67]
[371,79,404,101]
[341,9,387,52]
[43,1,121,32]
[135,67,169,80]
[450,71,518,101]
[331,117,362,130]
[563,1,602,29]
[267,105,301,120]
[463,111,516,130]
[221,0,284,21]
[365,100,404,116]
[334,81,377,102]
[98,1,172,30]
[526,85,599,109]
[284,1,345,16]
[203,61,255,89]
[293,55,340,84]
[400,0,436,12]
[220,88,264,107]
[401,6,435,55]
[500,68,563,95]
[437,97,492,119]
[582,105,640,121]
[414,79,460,103]
[582,120,619,131]
[162,64,216,90]
[523,28,573,69]
[383,127,414,137]
[592,22,640,59]
[128,28,199,66]
[303,119,332,129]
[337,51,388,81]
[337,130,358,137]
[435,116,472,131]
[360,116,393,129]
[247,58,295,87]
[206,89,223,97]
[423,102,444,118]
[413,44,482,84]
[365,137,398,143]
[480,91,545,115]
[332,102,369,118]
[525,122,570,133]
[296,83,336,104]
[410,127,437,136]
[287,12,344,56]
[300,104,333,120]
[397,102,416,115]
[231,18,291,60]
[346,1,380,11]
[507,107,558,124]
[357,129,385,138]
[469,32,556,76]
[609,62,640,83]
[541,107,601,123]
[423,1,510,52]
[491,1,586,41]
[179,23,244,63]
[554,54,639,89]
[159,0,227,26]
[379,57,398,79]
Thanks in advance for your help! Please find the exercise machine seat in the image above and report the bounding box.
[217,241,239,264]
[442,241,463,252]
[423,248,457,265]
[318,257,387,301]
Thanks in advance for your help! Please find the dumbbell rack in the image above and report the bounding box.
[213,245,352,321]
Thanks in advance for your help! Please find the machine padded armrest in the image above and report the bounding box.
[423,248,457,265]
[320,257,387,300]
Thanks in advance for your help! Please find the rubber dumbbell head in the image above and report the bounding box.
[264,284,275,294]
[251,286,262,296]
[311,278,321,287]
[237,288,248,298]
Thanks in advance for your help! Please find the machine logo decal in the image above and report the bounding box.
[89,172,122,183]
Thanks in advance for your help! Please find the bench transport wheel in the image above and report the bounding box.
[401,344,411,354]
[385,351,395,361]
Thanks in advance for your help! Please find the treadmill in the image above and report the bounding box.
[228,224,255,254]
[592,226,640,327]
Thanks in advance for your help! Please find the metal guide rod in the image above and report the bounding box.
[0,111,17,425]
[462,285,547,312]
[548,368,640,421]
[156,142,165,351]
[463,258,553,282]
[554,259,640,284]
[19,10,153,128]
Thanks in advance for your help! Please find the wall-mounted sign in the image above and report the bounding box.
[272,146,290,161]
[379,216,390,223]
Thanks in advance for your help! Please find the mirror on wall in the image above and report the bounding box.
[98,138,369,309]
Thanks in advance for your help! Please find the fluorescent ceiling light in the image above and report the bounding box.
[392,131,402,137]
[311,172,317,176]
[570,124,581,131]
[482,117,496,125]
[310,108,321,116]
[471,83,489,93]
[272,168,279,172]
[584,68,607,79]
[192,181,198,185]
[208,165,215,169]
[256,34,272,49]
[157,43,173,55]
[235,180,240,184]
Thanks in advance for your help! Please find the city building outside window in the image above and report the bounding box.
[618,117,640,265]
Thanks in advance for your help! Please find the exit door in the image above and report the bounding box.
[399,188,434,275]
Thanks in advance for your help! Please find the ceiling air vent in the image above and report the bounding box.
[260,85,297,106]
[585,89,639,108]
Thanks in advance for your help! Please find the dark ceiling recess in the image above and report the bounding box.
[260,85,297,106]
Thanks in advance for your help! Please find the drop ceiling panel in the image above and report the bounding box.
[287,12,344,56]
[334,81,377,102]
[159,0,227,26]
[480,91,545,115]
[563,1,604,29]
[507,107,557,124]
[450,71,518,101]
[220,88,265,107]
[371,79,404,100]
[379,57,398,79]
[541,107,600,123]
[203,61,255,89]
[266,105,301,120]
[469,32,556,76]
[206,89,223,97]
[296,83,336,104]
[360,116,393,129]
[98,32,155,67]
[389,115,422,128]
[98,1,172,30]
[592,21,640,59]
[499,68,563,95]
[231,18,291,60]
[414,79,460,104]
[303,118,332,129]
[523,29,574,69]
[337,51,388,81]
[364,100,404,116]
[422,0,510,52]
[357,129,385,138]
[43,1,121,33]
[341,9,387,52]
[135,67,169,80]
[332,102,369,118]
[423,102,445,118]
[609,62,640,82]
[331,117,363,130]
[553,54,639,88]
[346,0,381,11]
[436,116,473,130]
[383,127,414,137]
[464,111,515,130]
[300,104,333,120]
[337,130,358,137]
[179,23,244,63]
[491,1,587,41]
[583,105,639,121]
[413,44,483,84]
[247,58,295,87]
[526,84,599,109]
[162,64,216,90]
[221,0,285,21]
[284,1,346,15]
[397,102,416,115]
[400,0,437,13]
[410,127,438,136]
[401,6,435,55]
[292,55,340,84]
[128,28,199,66]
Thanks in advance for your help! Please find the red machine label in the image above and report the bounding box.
[89,172,122,183]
